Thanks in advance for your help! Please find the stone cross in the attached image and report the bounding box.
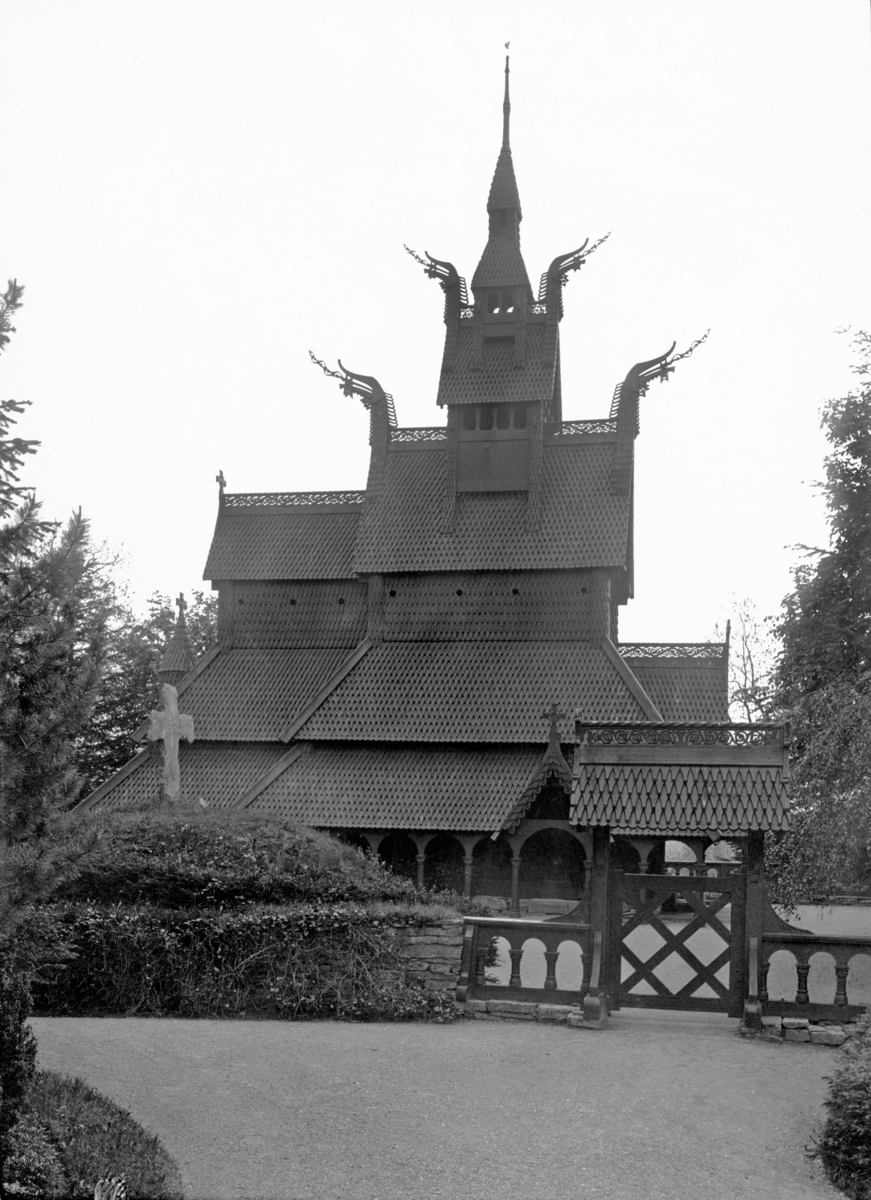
[176,592,187,621]
[147,683,194,804]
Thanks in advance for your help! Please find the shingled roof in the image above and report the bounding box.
[571,722,791,834]
[153,645,354,740]
[246,743,542,829]
[296,641,647,743]
[205,505,361,581]
[352,441,630,574]
[627,661,728,722]
[436,324,554,407]
[78,742,288,813]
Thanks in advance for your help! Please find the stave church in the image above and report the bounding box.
[79,61,790,916]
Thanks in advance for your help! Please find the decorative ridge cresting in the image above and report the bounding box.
[546,419,617,437]
[620,642,727,660]
[390,427,449,443]
[223,491,365,508]
[575,721,788,749]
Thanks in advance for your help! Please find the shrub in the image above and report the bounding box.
[0,967,37,1175]
[26,1069,184,1199]
[32,902,457,1022]
[818,1012,871,1199]
[54,811,434,908]
[1,1106,65,1197]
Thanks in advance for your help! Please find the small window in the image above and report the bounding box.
[388,589,396,598]
[462,408,477,431]
[511,587,519,596]
[513,405,527,430]
[502,290,515,314]
[479,406,494,431]
[456,588,464,596]
[487,292,501,314]
[237,597,245,606]
[338,598,345,605]
[496,407,511,430]
[290,598,296,606]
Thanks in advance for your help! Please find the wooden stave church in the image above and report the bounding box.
[79,61,790,911]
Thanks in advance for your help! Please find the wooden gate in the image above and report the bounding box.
[608,869,747,1017]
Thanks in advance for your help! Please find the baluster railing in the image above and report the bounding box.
[456,917,591,1004]
[759,932,871,1020]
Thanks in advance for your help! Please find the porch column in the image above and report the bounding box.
[509,856,522,918]
[457,834,479,900]
[416,854,426,890]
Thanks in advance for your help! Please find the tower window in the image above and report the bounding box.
[496,407,511,430]
[487,292,501,314]
[462,408,476,431]
[513,405,528,429]
[502,290,515,313]
[479,407,494,431]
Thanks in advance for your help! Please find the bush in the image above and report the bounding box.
[0,967,37,1174]
[31,902,457,1022]
[52,811,455,909]
[1,1106,65,1197]
[818,1012,871,1198]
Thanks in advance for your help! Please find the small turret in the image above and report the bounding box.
[157,593,196,688]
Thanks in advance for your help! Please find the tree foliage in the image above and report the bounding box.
[767,333,871,904]
[0,281,102,936]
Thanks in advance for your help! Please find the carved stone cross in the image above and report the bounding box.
[148,683,194,804]
[542,701,567,739]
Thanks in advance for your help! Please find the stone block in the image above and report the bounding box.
[784,1028,810,1042]
[810,1027,847,1046]
[536,1004,573,1022]
[486,1000,538,1015]
[782,1018,810,1030]
[567,1014,605,1030]
[761,1016,783,1030]
[464,999,487,1013]
[399,944,461,960]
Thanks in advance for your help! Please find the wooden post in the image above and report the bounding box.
[583,826,611,1025]
[463,847,474,898]
[416,854,426,891]
[743,831,765,1030]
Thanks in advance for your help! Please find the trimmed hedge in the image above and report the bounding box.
[818,1011,871,1199]
[0,967,37,1176]
[30,902,456,1022]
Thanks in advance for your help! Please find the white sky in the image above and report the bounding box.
[2,1,869,642]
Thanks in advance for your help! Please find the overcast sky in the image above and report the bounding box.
[2,1,869,642]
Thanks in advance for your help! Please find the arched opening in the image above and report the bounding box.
[519,829,586,900]
[610,838,641,874]
[525,780,570,821]
[377,832,418,881]
[472,837,512,899]
[423,833,464,893]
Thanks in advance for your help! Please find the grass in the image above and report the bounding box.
[21,1070,184,1199]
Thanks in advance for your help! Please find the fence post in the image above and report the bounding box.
[583,826,611,1025]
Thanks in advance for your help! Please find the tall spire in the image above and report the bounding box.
[474,55,529,294]
[502,54,511,149]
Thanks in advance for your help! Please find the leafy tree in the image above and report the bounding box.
[715,597,776,722]
[0,281,102,936]
[75,587,217,794]
[767,332,871,905]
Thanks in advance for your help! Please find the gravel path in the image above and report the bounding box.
[32,1013,840,1200]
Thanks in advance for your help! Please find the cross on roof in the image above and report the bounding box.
[542,701,567,730]
[216,469,226,490]
[148,683,194,805]
[176,592,187,624]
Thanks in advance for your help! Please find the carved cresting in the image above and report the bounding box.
[405,247,469,375]
[539,234,610,371]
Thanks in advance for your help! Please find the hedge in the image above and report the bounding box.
[818,1011,871,1199]
[29,902,456,1022]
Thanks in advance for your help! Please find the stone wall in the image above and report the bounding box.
[385,919,464,990]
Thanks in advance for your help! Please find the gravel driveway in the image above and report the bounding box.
[32,1012,840,1200]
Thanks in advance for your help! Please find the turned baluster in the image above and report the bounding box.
[508,946,524,988]
[795,961,810,1005]
[474,942,487,987]
[543,948,559,991]
[758,958,770,1004]
[835,963,850,1007]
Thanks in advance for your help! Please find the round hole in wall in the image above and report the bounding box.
[388,589,396,598]
[580,587,588,594]
[237,598,245,605]
[290,598,296,605]
[456,588,463,596]
[511,588,519,595]
[338,598,345,605]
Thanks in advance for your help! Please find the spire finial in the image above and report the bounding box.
[176,592,188,627]
[502,55,511,149]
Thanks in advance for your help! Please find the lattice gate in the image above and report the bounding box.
[607,869,747,1017]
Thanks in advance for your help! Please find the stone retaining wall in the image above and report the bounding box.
[385,919,464,990]
[744,1016,861,1046]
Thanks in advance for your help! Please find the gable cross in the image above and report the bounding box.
[542,701,567,742]
[176,592,187,623]
[148,683,195,805]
